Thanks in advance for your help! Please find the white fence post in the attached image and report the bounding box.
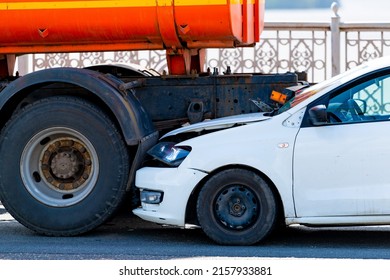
[331,2,341,76]
[17,55,30,76]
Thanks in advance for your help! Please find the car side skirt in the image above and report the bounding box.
[286,216,390,227]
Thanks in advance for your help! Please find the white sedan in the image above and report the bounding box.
[134,57,390,245]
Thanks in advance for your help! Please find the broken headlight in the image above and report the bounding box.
[147,142,191,167]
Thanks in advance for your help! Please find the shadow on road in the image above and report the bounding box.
[2,206,390,260]
[96,213,390,259]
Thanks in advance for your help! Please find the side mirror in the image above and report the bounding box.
[309,105,328,126]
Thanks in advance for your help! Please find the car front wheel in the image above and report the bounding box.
[197,168,278,245]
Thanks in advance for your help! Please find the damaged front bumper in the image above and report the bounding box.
[133,167,208,226]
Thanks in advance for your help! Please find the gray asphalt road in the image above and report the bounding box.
[2,203,390,260]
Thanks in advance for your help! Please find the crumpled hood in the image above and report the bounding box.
[162,112,271,138]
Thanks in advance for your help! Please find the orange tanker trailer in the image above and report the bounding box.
[0,0,264,76]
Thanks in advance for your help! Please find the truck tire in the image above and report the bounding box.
[197,169,277,245]
[0,96,130,236]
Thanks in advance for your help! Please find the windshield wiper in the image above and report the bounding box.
[249,99,274,112]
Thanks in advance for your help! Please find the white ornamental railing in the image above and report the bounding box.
[17,3,390,83]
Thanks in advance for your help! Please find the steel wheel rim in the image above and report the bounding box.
[214,185,259,230]
[20,127,99,207]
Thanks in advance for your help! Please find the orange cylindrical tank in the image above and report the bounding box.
[0,0,264,54]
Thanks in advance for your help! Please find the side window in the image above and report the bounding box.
[327,74,390,123]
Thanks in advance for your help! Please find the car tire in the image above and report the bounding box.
[0,96,130,236]
[197,168,277,245]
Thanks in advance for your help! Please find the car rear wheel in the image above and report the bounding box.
[197,168,277,245]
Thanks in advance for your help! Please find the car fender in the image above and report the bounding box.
[177,113,301,218]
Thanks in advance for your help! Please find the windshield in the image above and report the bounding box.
[275,62,371,115]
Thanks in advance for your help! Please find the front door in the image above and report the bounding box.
[294,72,390,217]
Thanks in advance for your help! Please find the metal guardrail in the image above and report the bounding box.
[17,3,390,83]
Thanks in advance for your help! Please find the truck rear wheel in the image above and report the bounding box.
[0,96,130,236]
[197,169,277,245]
